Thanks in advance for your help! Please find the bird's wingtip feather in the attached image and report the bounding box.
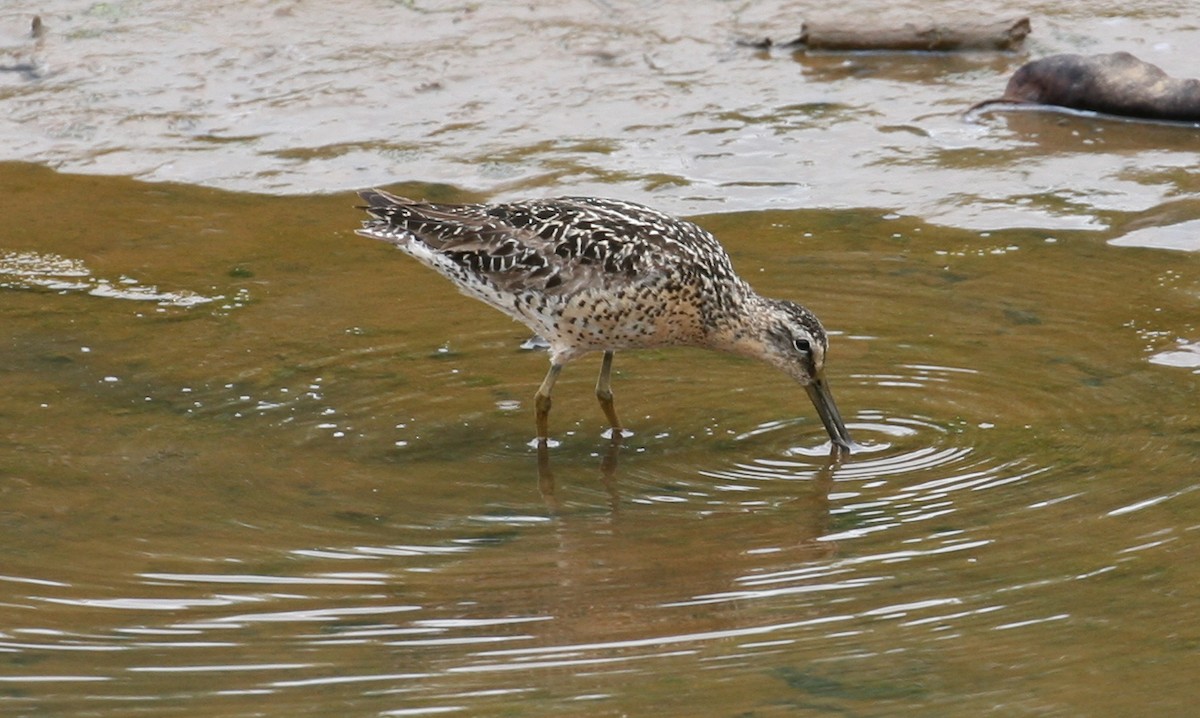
[357,188,414,207]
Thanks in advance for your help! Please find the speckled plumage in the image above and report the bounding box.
[355,189,853,450]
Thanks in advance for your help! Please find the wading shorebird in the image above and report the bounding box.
[356,189,854,452]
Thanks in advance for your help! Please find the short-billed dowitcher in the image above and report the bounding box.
[356,189,853,451]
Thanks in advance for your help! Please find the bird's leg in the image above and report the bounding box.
[534,363,563,441]
[595,350,622,431]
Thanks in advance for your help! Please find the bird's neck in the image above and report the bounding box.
[704,290,777,360]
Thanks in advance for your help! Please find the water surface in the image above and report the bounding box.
[3,1,1200,716]
[4,0,1200,226]
[3,162,1198,716]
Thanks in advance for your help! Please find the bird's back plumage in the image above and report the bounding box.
[356,190,752,362]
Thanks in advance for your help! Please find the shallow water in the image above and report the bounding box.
[3,162,1198,716]
[3,1,1200,716]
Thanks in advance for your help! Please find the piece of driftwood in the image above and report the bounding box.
[795,17,1030,52]
[971,52,1200,122]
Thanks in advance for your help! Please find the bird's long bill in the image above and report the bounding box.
[804,374,854,453]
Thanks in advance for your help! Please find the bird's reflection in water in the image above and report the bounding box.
[516,440,850,649]
[790,451,838,560]
[535,438,843,561]
[536,435,623,514]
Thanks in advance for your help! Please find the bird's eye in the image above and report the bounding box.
[793,338,811,353]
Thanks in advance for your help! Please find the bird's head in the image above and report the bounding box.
[755,299,854,453]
